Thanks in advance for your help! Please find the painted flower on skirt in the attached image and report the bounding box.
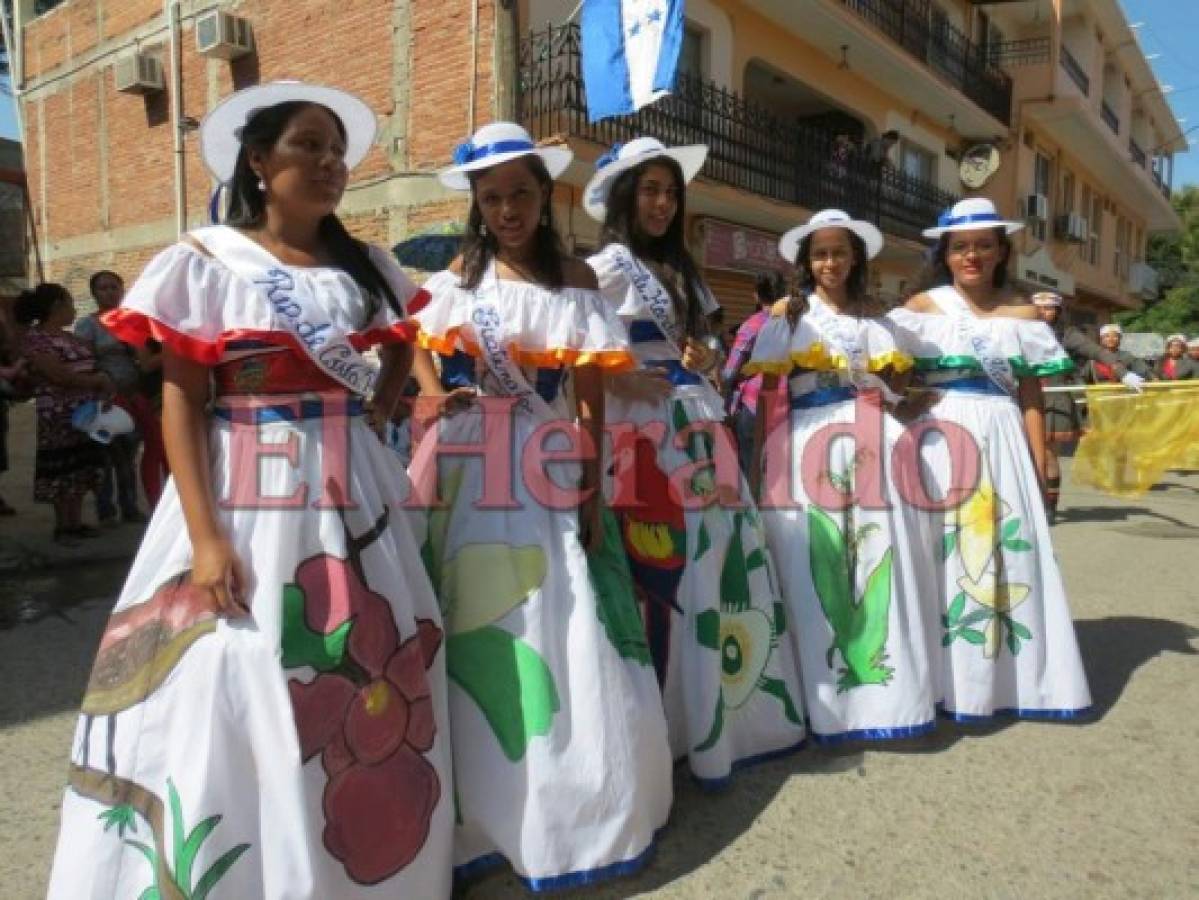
[946,473,1009,583]
[283,553,443,885]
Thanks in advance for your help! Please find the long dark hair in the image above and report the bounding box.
[224,100,401,320]
[14,283,71,326]
[917,227,1012,292]
[458,154,566,291]
[598,157,709,340]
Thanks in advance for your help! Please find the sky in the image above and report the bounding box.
[0,2,1196,184]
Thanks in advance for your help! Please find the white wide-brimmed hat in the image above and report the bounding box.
[200,81,377,184]
[1032,291,1063,308]
[922,197,1024,239]
[439,122,573,191]
[582,137,708,221]
[1188,337,1199,349]
[1166,333,1187,346]
[778,209,884,264]
[1099,323,1123,337]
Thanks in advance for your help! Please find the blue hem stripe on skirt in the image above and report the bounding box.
[937,704,1094,724]
[809,719,937,746]
[690,737,809,792]
[454,830,661,893]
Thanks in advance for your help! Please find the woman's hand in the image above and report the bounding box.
[891,388,942,424]
[191,535,250,618]
[607,369,674,404]
[681,338,717,375]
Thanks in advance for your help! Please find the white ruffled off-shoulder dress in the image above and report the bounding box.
[745,297,940,742]
[586,245,807,785]
[47,226,455,899]
[408,267,673,891]
[889,286,1092,721]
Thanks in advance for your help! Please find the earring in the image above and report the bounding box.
[257,177,266,192]
[480,223,488,237]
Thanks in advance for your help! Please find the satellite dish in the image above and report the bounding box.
[959,144,1000,189]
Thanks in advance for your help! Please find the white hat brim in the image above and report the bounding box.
[922,220,1025,239]
[200,81,377,184]
[439,147,574,191]
[778,218,884,263]
[582,145,708,221]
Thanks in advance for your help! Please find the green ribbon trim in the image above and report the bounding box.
[913,355,1075,378]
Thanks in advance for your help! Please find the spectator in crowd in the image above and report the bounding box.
[722,270,788,477]
[14,283,110,545]
[864,129,899,173]
[1084,323,1153,384]
[1154,333,1199,380]
[0,309,28,516]
[1188,337,1199,362]
[74,270,147,524]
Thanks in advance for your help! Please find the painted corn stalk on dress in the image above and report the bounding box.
[889,287,1092,721]
[409,266,673,890]
[47,226,454,900]
[746,298,939,743]
[587,245,806,785]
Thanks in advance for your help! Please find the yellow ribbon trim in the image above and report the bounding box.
[416,327,637,372]
[741,345,912,377]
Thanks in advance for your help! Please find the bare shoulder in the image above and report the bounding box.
[561,256,599,291]
[997,293,1039,320]
[447,255,465,276]
[904,292,937,313]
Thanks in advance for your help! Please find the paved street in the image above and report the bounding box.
[1,395,1196,897]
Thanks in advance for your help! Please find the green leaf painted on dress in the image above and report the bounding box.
[447,626,560,762]
[696,609,721,650]
[192,843,251,900]
[941,530,958,561]
[98,804,138,838]
[136,888,160,900]
[946,592,967,626]
[1009,619,1033,641]
[125,839,157,871]
[694,694,725,752]
[280,584,353,673]
[1003,538,1033,552]
[808,507,853,644]
[167,779,185,886]
[959,627,987,645]
[745,548,766,571]
[719,516,752,614]
[694,519,712,561]
[957,608,993,629]
[773,602,787,636]
[942,632,955,646]
[1006,629,1021,657]
[589,507,651,666]
[177,814,222,893]
[1002,518,1022,541]
[760,676,802,726]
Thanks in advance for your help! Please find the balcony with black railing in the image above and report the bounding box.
[518,23,958,244]
[1130,139,1146,168]
[1060,45,1090,95]
[838,0,1012,125]
[1100,101,1120,135]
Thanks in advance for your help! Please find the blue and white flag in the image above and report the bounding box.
[581,0,685,123]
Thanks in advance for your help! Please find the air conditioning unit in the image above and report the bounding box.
[114,51,164,94]
[1025,193,1049,221]
[1054,212,1088,243]
[195,9,253,60]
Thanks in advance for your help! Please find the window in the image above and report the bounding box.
[1029,151,1052,241]
[678,25,706,85]
[1089,193,1103,266]
[1060,169,1076,216]
[1114,216,1131,280]
[899,140,936,184]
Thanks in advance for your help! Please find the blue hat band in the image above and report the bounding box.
[943,212,1003,227]
[454,138,536,166]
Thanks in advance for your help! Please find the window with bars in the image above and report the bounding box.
[1029,151,1052,241]
[1089,193,1103,266]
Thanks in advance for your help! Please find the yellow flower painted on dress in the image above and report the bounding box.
[948,474,1009,584]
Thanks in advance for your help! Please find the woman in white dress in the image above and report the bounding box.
[584,138,806,785]
[889,198,1092,721]
[746,209,940,743]
[47,82,454,899]
[407,122,672,890]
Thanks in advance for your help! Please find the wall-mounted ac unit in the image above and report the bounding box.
[195,9,253,60]
[1025,193,1049,221]
[114,51,164,94]
[1054,212,1088,243]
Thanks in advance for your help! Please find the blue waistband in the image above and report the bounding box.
[790,386,856,409]
[629,320,669,344]
[213,396,364,424]
[645,358,704,387]
[936,376,1009,396]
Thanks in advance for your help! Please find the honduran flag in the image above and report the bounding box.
[581,0,685,123]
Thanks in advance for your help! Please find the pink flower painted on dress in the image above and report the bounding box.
[283,553,442,885]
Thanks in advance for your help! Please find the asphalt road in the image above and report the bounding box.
[2,462,1196,899]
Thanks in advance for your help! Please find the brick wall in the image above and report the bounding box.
[20,0,498,283]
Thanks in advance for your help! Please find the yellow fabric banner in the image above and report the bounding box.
[1073,383,1199,496]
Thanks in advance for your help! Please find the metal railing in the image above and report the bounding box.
[839,0,1012,125]
[518,23,958,243]
[1129,139,1146,168]
[988,37,1051,68]
[1060,45,1090,95]
[1100,101,1120,135]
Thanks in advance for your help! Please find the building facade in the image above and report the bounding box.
[14,0,1184,324]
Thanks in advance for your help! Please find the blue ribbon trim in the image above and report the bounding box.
[789,386,856,409]
[212,397,364,424]
[454,829,662,893]
[937,376,1009,396]
[810,719,937,746]
[690,737,808,792]
[645,358,704,387]
[942,212,1003,227]
[937,703,1094,724]
[452,138,536,166]
[628,320,668,343]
